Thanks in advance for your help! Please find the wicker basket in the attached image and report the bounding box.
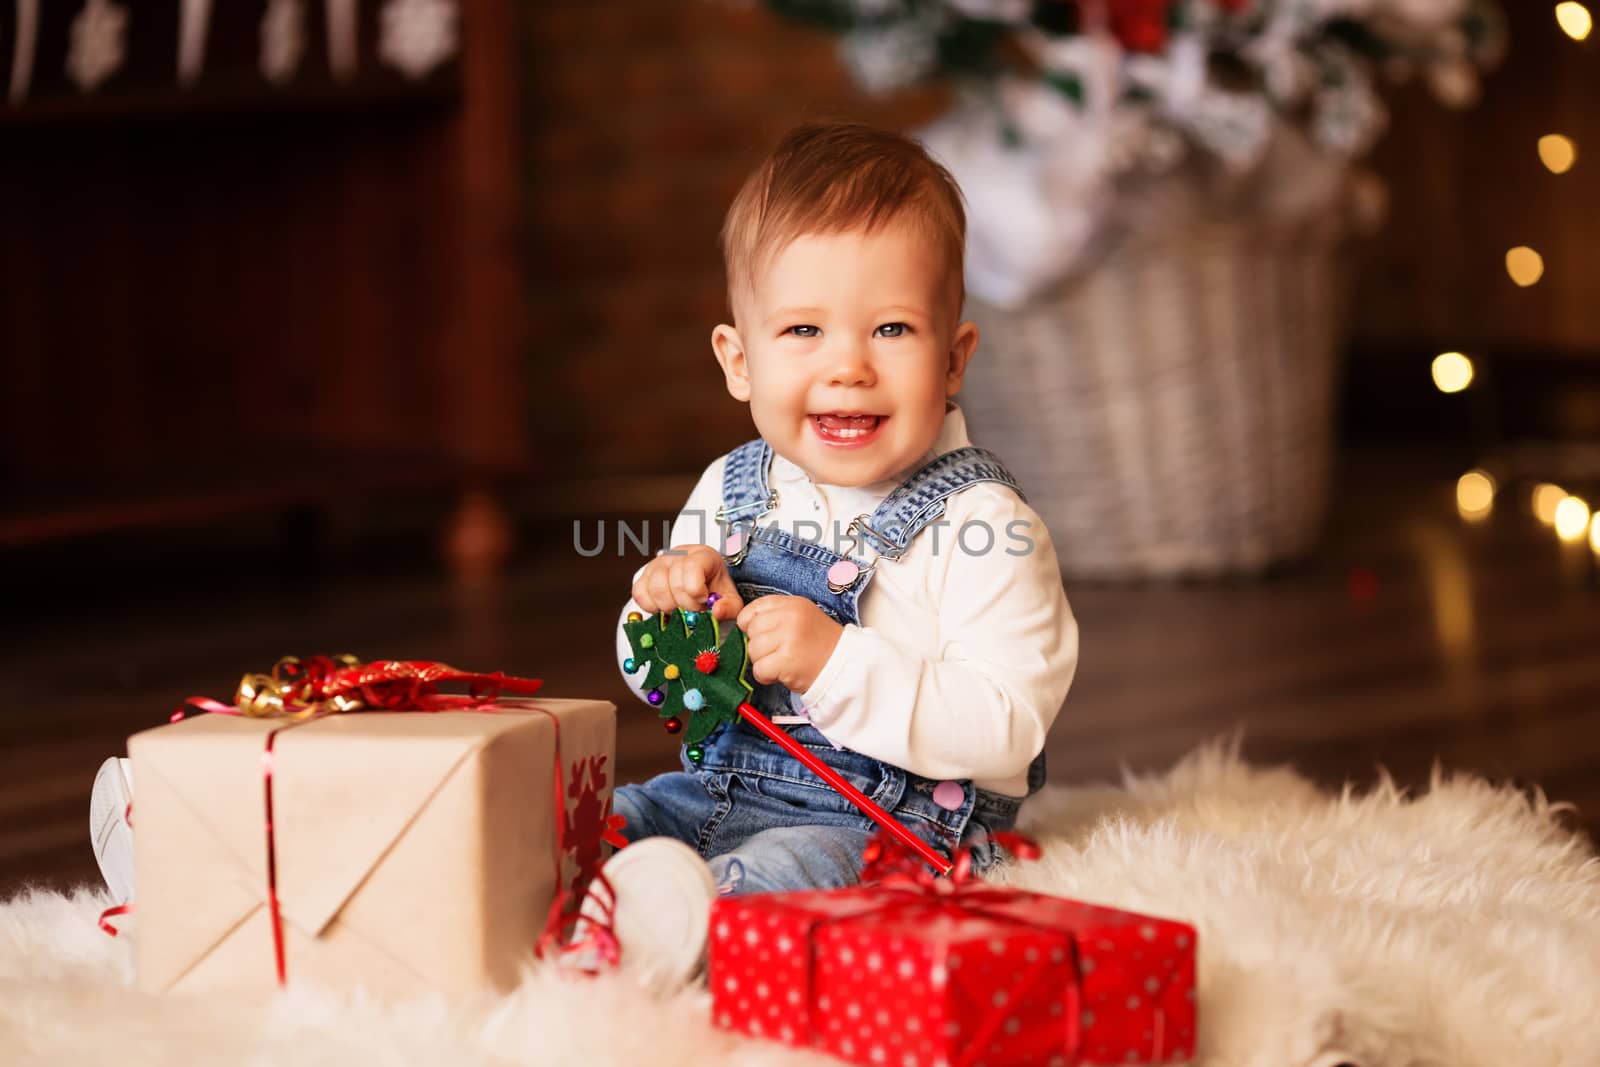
[960,198,1354,580]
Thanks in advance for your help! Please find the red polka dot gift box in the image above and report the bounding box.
[708,867,1197,1066]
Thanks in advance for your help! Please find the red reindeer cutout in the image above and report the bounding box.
[563,755,628,904]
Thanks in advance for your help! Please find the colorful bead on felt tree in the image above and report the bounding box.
[682,688,705,711]
[639,633,654,649]
[646,688,665,706]
[686,745,704,763]
[623,657,637,673]
[664,664,680,680]
[694,650,720,674]
[627,612,642,623]
[664,716,683,734]
[684,611,699,627]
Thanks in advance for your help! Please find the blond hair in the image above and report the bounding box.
[720,122,967,315]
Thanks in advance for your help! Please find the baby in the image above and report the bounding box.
[84,122,1079,993]
[585,122,1078,987]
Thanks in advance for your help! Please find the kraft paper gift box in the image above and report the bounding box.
[127,697,615,997]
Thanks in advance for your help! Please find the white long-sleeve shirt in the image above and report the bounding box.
[615,404,1078,797]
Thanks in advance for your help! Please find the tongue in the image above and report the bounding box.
[816,414,879,431]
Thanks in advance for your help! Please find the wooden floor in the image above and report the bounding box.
[4,445,1599,898]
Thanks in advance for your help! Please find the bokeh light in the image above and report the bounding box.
[1539,134,1578,174]
[1556,2,1593,41]
[1534,483,1567,525]
[1555,496,1591,542]
[1506,247,1546,287]
[1432,352,1474,393]
[1456,470,1495,520]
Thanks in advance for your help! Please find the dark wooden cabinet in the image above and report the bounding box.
[0,1,529,561]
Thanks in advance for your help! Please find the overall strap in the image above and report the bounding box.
[853,447,1024,560]
[716,439,778,524]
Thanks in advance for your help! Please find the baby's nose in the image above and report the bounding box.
[826,340,875,386]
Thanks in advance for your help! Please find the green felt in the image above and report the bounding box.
[623,609,754,745]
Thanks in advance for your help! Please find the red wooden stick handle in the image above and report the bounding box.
[737,702,953,875]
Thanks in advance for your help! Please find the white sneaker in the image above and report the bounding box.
[90,757,136,905]
[570,838,715,992]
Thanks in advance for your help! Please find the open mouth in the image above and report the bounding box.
[810,413,884,447]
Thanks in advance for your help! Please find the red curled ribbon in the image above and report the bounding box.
[533,868,623,975]
[859,828,1040,891]
[98,902,134,937]
[99,655,594,990]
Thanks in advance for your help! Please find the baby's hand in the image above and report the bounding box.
[632,544,744,621]
[737,595,844,694]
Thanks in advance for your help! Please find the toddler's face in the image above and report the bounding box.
[713,222,977,488]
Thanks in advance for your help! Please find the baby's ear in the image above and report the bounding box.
[712,324,752,402]
[945,321,979,396]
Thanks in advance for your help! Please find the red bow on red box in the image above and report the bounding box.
[711,829,1198,1065]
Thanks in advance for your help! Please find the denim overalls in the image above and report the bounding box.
[612,439,1047,894]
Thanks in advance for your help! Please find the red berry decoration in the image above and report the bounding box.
[695,650,721,674]
[664,716,684,735]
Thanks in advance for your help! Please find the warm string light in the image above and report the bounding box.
[1432,352,1475,393]
[1554,496,1591,542]
[1506,246,1546,287]
[1590,514,1600,556]
[1498,11,1589,569]
[1456,470,1496,520]
[1533,483,1567,526]
[1539,134,1579,174]
[1556,2,1593,41]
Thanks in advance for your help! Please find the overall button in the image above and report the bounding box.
[932,780,966,811]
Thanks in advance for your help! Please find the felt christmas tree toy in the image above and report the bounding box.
[621,604,752,748]
[623,594,952,874]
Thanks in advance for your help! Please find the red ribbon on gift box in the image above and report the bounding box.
[195,654,546,719]
[716,830,1191,1065]
[860,827,1040,890]
[843,831,1089,1065]
[101,655,623,990]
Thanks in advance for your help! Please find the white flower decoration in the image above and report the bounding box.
[839,11,943,95]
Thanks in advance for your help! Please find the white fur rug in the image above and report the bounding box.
[5,742,1599,1067]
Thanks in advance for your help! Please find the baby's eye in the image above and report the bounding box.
[875,322,909,338]
[786,325,820,339]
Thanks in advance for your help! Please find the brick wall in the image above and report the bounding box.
[0,0,528,514]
